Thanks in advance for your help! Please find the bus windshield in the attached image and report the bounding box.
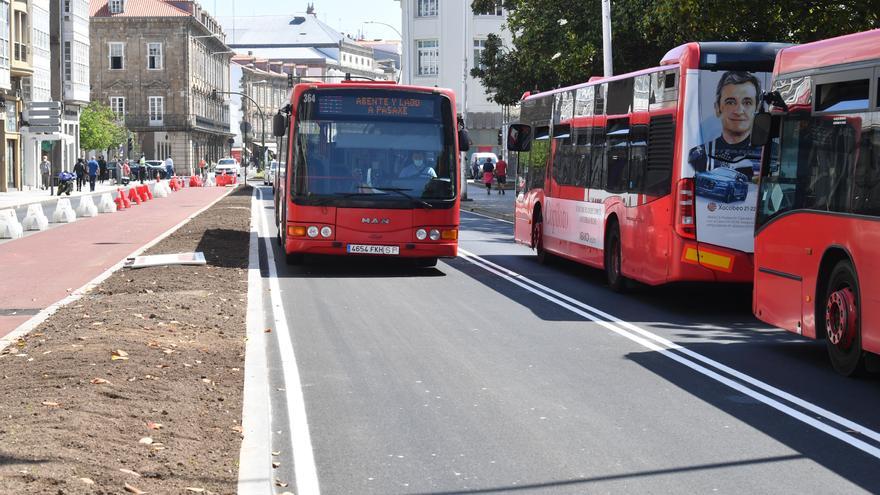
[293,89,456,205]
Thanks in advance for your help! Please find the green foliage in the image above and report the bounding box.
[471,0,880,105]
[80,101,126,151]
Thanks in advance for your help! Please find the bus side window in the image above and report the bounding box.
[605,118,629,193]
[575,130,591,187]
[644,114,674,197]
[852,117,879,215]
[627,124,648,194]
[590,126,606,190]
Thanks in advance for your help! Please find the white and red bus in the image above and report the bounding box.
[272,80,469,266]
[751,30,880,375]
[507,42,788,290]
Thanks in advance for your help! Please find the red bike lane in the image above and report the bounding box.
[0,186,232,338]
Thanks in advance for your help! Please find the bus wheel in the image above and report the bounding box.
[604,223,628,292]
[414,257,438,268]
[533,218,551,265]
[824,260,863,376]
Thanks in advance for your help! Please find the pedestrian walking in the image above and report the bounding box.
[87,156,99,192]
[39,155,51,190]
[98,155,107,184]
[138,154,146,184]
[198,156,207,179]
[73,158,86,192]
[481,158,495,194]
[121,160,131,185]
[494,157,508,195]
[164,156,174,179]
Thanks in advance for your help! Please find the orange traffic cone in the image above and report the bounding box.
[118,188,131,208]
[128,187,142,205]
[114,193,126,210]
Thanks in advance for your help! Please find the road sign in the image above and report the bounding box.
[25,101,62,134]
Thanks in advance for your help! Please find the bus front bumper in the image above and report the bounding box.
[285,239,458,259]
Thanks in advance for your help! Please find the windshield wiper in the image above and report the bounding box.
[372,187,433,209]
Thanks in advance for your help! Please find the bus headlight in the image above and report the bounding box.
[415,228,427,240]
[307,226,319,238]
[429,229,441,241]
[320,226,333,238]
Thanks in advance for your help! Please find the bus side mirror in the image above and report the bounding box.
[507,123,532,152]
[272,113,288,137]
[751,112,774,147]
[458,129,471,152]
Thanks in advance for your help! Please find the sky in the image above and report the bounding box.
[209,0,403,40]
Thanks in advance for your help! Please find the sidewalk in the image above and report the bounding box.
[0,181,121,210]
[0,185,231,338]
[462,178,515,221]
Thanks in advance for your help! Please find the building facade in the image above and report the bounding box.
[230,55,293,167]
[400,0,511,157]
[0,0,30,192]
[89,0,232,175]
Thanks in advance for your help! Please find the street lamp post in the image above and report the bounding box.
[213,88,265,174]
[363,21,403,83]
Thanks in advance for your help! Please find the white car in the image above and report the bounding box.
[264,161,279,188]
[215,158,239,177]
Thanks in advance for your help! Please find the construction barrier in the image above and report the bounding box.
[117,188,131,209]
[0,209,24,238]
[98,193,118,213]
[144,184,153,200]
[76,195,99,217]
[52,199,77,223]
[22,204,49,231]
[136,185,149,202]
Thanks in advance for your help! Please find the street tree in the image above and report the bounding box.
[80,101,126,153]
[470,0,879,106]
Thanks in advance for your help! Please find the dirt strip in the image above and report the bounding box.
[0,186,252,495]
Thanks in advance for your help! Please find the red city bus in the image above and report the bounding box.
[751,29,880,375]
[271,80,469,267]
[507,42,788,290]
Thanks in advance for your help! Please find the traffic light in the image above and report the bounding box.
[287,72,294,88]
[127,137,133,151]
[497,129,503,146]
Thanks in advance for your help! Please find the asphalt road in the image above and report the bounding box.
[252,186,880,494]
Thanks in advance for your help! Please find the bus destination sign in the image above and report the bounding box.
[315,94,435,119]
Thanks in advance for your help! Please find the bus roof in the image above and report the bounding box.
[774,29,880,76]
[292,80,455,99]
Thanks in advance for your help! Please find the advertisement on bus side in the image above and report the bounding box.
[681,69,773,254]
[543,197,605,250]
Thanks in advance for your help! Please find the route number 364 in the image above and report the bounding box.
[303,94,316,103]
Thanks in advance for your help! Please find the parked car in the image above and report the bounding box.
[215,158,239,177]
[695,167,749,203]
[264,161,279,187]
[469,152,498,179]
[143,160,166,179]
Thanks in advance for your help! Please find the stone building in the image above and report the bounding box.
[0,0,32,192]
[89,0,232,174]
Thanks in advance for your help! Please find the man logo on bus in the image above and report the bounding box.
[707,202,718,212]
[688,71,763,179]
[362,218,391,224]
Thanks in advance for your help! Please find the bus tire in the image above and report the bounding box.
[823,260,864,376]
[414,257,438,268]
[604,222,628,292]
[533,209,551,265]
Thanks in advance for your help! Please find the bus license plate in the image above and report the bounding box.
[347,244,400,255]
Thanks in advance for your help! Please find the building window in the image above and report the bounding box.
[0,1,12,82]
[63,41,71,80]
[473,39,487,70]
[149,96,164,125]
[475,0,503,15]
[416,0,437,17]
[109,42,124,70]
[110,96,125,118]
[13,9,28,63]
[416,39,439,76]
[147,42,162,70]
[108,0,123,14]
[64,0,70,13]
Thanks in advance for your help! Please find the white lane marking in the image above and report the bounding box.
[238,189,274,493]
[458,248,880,460]
[256,187,321,495]
[462,208,515,224]
[0,186,236,353]
[462,249,880,446]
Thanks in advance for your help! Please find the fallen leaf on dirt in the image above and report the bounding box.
[147,342,160,348]
[42,350,52,355]
[231,425,243,434]
[133,313,145,319]
[123,482,146,494]
[201,378,211,383]
[156,364,169,369]
[271,451,281,456]
[91,378,111,385]
[184,488,206,493]
[275,479,289,487]
[162,349,175,355]
[111,350,129,361]
[264,328,272,333]
[138,437,154,445]
[146,421,163,430]
[92,322,104,326]
[79,477,95,485]
[119,468,142,477]
[272,461,281,469]
[41,401,60,407]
